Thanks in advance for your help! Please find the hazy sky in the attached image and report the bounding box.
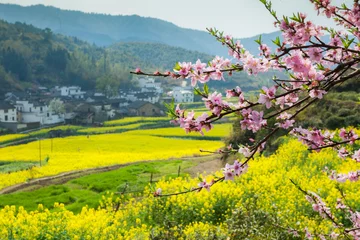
[0,0,353,38]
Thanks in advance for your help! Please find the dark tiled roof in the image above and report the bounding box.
[0,102,15,110]
[128,101,153,109]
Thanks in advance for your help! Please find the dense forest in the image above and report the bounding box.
[0,20,212,95]
[0,19,280,96]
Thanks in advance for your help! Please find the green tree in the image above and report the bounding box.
[48,98,65,115]
[96,74,120,98]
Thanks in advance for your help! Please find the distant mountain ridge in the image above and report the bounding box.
[0,3,281,56]
[0,19,216,95]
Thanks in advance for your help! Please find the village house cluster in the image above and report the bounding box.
[0,77,194,132]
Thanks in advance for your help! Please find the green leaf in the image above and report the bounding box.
[316,63,325,71]
[203,83,209,95]
[272,36,281,47]
[347,38,355,49]
[173,62,181,71]
[194,88,202,96]
[255,35,262,45]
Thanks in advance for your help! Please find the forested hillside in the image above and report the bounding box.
[0,3,280,56]
[0,19,281,95]
[0,20,214,95]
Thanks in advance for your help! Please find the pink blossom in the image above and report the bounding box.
[336,173,348,183]
[339,129,358,144]
[305,227,313,240]
[233,160,248,176]
[259,44,271,57]
[176,62,192,76]
[276,112,294,130]
[339,128,347,140]
[238,147,253,158]
[353,149,360,162]
[348,171,359,182]
[338,147,349,159]
[307,47,323,62]
[193,59,206,72]
[309,89,327,99]
[154,188,162,196]
[330,232,339,239]
[223,164,235,181]
[198,180,213,192]
[336,199,347,209]
[224,34,232,43]
[312,203,320,212]
[258,86,276,109]
[241,110,267,133]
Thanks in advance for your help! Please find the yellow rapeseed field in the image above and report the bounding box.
[0,133,223,189]
[124,123,232,138]
[77,123,145,134]
[0,134,28,144]
[104,117,170,126]
[0,138,359,239]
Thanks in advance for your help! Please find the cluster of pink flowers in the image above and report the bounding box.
[171,104,212,135]
[173,57,233,87]
[279,14,322,45]
[226,86,245,104]
[240,109,267,133]
[241,52,273,75]
[275,92,299,109]
[306,192,334,219]
[283,50,325,83]
[203,92,229,116]
[238,146,254,158]
[198,179,214,192]
[349,209,360,238]
[259,44,271,57]
[258,86,277,109]
[291,127,327,150]
[309,89,327,99]
[275,112,295,129]
[311,0,336,18]
[222,160,248,181]
[329,170,360,182]
[339,128,359,144]
[292,127,359,161]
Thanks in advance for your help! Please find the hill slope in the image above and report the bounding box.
[0,3,281,56]
[0,19,218,94]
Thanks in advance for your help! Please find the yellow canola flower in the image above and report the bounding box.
[0,137,359,238]
[124,123,232,138]
[104,117,170,126]
[0,133,223,189]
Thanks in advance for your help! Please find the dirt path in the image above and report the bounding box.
[0,155,219,195]
[0,162,148,195]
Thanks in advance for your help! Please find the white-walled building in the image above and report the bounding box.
[138,77,163,94]
[169,87,194,103]
[0,102,17,123]
[136,92,160,104]
[15,100,64,125]
[53,86,86,99]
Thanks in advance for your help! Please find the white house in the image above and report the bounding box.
[169,87,194,103]
[53,86,86,99]
[135,92,160,104]
[0,102,17,123]
[138,77,163,94]
[15,100,64,125]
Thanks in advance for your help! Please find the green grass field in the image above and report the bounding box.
[0,160,197,213]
